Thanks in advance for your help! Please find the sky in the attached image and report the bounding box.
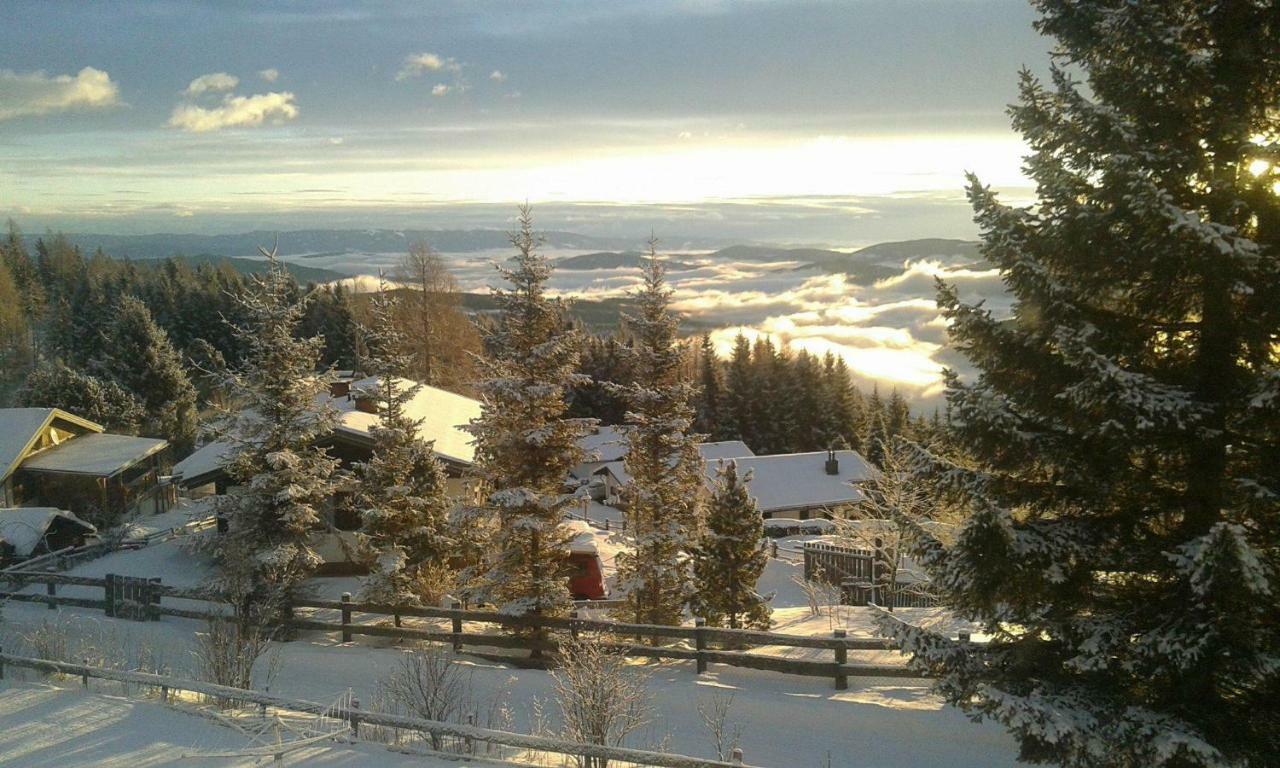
[0,0,1050,242]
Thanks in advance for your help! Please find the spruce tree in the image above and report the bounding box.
[467,205,591,631]
[691,460,770,630]
[18,359,144,433]
[722,333,756,449]
[356,283,454,607]
[694,333,724,438]
[881,4,1280,767]
[97,295,200,452]
[613,238,704,628]
[197,248,339,625]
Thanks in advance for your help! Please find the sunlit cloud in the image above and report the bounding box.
[258,68,280,83]
[0,66,121,121]
[396,52,461,81]
[184,72,239,96]
[168,91,299,132]
[489,70,506,83]
[432,84,451,97]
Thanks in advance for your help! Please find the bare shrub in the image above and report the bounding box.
[697,691,742,761]
[379,644,473,750]
[191,617,277,705]
[552,639,653,768]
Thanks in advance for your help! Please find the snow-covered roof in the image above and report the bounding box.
[578,425,627,463]
[20,433,168,477]
[697,441,755,460]
[0,507,96,558]
[324,376,482,465]
[705,450,876,514]
[0,408,103,483]
[172,440,236,485]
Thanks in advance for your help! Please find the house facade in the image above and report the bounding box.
[0,408,173,526]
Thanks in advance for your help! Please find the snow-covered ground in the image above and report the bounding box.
[0,524,1017,767]
[0,682,456,767]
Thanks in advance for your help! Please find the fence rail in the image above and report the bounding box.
[0,652,755,768]
[1,571,932,688]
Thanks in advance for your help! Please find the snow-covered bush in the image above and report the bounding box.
[552,639,654,768]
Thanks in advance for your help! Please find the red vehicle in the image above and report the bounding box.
[568,549,608,600]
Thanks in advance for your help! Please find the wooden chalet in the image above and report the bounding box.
[0,408,173,525]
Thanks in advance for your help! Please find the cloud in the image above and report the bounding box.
[396,52,461,81]
[431,84,451,97]
[0,66,120,121]
[184,72,239,96]
[258,68,279,83]
[168,91,298,132]
[489,70,506,83]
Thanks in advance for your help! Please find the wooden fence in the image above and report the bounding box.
[0,652,756,768]
[802,541,942,609]
[0,571,928,688]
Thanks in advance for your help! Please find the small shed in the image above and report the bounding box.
[0,507,96,565]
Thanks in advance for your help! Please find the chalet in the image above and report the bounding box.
[0,507,97,566]
[572,428,757,503]
[703,449,877,520]
[0,408,172,525]
[172,376,483,572]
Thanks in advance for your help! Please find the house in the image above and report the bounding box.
[0,507,97,566]
[572,427,757,503]
[172,376,483,573]
[703,449,877,520]
[0,408,173,525]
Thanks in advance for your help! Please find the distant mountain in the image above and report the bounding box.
[710,244,848,263]
[25,228,637,261]
[555,251,699,271]
[172,254,346,284]
[804,238,983,284]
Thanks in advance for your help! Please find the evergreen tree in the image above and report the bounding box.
[864,408,890,469]
[881,4,1280,767]
[691,460,770,630]
[722,333,756,448]
[694,333,723,438]
[467,205,591,633]
[17,360,144,432]
[96,296,199,452]
[886,388,911,439]
[824,352,864,451]
[613,239,704,628]
[197,248,339,625]
[356,284,454,607]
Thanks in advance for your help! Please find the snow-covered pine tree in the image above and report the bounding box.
[467,205,593,633]
[880,4,1280,767]
[613,238,705,628]
[356,281,455,607]
[96,295,199,452]
[196,247,339,626]
[691,460,769,630]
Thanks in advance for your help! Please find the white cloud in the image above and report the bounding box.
[168,91,298,132]
[0,66,120,121]
[431,83,451,97]
[489,70,506,83]
[396,52,461,81]
[258,68,280,83]
[184,72,239,96]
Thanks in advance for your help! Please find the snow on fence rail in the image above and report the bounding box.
[0,652,757,768]
[0,571,930,687]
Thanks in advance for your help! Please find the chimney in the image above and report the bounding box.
[354,395,378,414]
[329,380,350,399]
[824,448,839,476]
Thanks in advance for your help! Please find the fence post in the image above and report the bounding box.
[161,685,168,703]
[340,593,352,643]
[81,658,89,689]
[870,542,881,605]
[604,519,610,532]
[465,713,476,754]
[833,629,848,690]
[569,610,579,642]
[1,645,5,680]
[349,697,360,738]
[46,581,56,610]
[451,600,463,652]
[770,540,778,559]
[731,747,744,765]
[104,573,115,618]
[694,617,707,675]
[803,547,812,581]
[148,577,162,621]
